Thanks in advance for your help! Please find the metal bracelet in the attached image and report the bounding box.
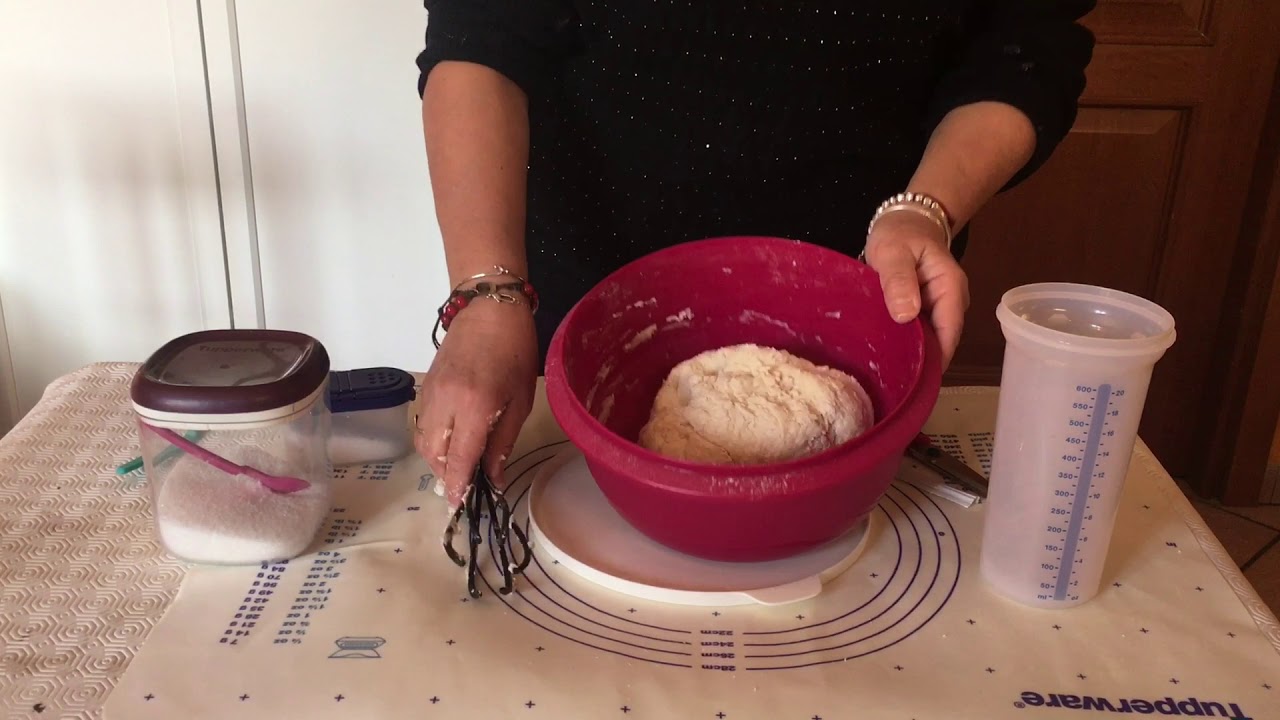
[863,191,954,260]
[454,265,529,294]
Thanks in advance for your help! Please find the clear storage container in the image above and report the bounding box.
[326,367,416,467]
[130,330,333,565]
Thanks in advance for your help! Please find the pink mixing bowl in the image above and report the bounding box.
[544,236,942,562]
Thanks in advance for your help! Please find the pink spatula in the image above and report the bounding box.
[145,424,311,494]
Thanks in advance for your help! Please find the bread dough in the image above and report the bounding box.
[638,344,874,464]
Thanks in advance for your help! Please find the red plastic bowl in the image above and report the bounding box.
[544,236,942,562]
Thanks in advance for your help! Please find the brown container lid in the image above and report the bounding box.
[131,330,331,420]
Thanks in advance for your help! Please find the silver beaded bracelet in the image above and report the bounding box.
[861,191,954,261]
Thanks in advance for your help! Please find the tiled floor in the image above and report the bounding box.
[1188,494,1280,616]
[1187,421,1280,614]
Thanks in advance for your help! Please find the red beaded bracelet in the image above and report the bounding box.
[431,270,539,348]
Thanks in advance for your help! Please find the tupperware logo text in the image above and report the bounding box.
[1016,691,1253,718]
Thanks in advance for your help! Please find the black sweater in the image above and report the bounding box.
[416,1,1096,356]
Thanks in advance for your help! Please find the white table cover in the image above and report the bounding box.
[0,364,1276,719]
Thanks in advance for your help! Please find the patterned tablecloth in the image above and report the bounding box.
[1,363,1278,720]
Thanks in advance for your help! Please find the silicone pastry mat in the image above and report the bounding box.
[0,364,1277,719]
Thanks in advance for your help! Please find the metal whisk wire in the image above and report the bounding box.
[442,463,533,599]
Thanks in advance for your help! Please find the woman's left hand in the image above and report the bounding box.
[862,210,970,371]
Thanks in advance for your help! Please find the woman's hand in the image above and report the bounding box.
[415,300,539,511]
[863,102,1037,370]
[863,210,970,370]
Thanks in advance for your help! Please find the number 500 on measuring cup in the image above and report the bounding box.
[979,283,1176,609]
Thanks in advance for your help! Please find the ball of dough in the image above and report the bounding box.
[638,344,874,465]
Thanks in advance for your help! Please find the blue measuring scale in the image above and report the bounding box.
[1039,382,1126,603]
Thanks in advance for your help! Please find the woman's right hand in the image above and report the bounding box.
[416,299,539,512]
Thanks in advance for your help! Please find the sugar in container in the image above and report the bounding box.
[130,330,333,565]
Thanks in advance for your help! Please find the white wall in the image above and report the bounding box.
[0,0,229,418]
[218,0,449,372]
[0,1,448,430]
[0,292,19,436]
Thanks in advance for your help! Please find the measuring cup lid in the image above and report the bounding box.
[131,329,331,425]
[996,283,1176,358]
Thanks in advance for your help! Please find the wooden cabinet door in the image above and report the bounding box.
[949,0,1280,484]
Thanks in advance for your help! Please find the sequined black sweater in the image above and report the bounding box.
[416,1,1096,356]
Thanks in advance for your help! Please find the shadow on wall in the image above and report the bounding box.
[227,44,446,371]
[0,86,214,416]
[0,290,17,437]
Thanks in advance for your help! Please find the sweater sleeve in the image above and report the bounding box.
[926,0,1097,188]
[415,0,581,98]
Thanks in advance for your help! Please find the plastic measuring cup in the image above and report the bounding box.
[979,283,1176,609]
